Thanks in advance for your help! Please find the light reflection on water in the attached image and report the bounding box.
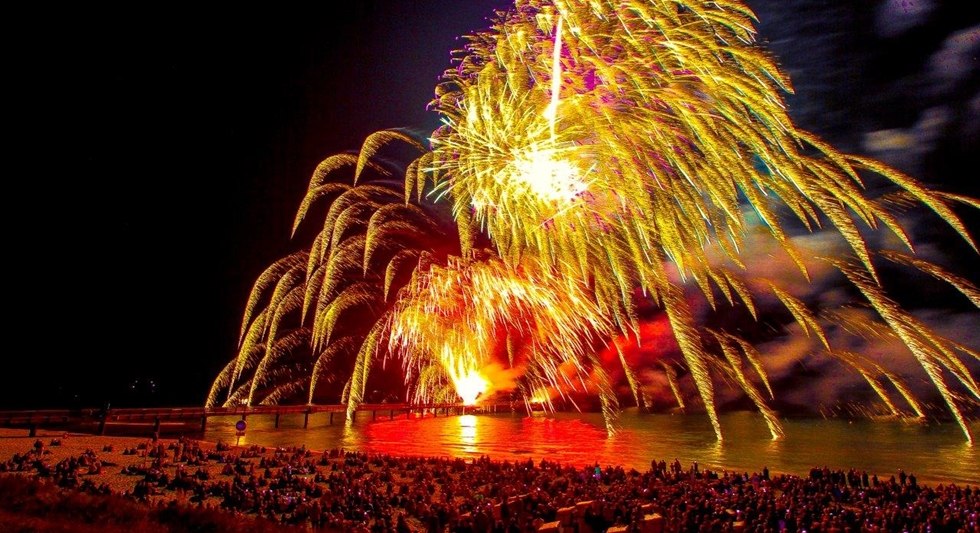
[205,409,978,485]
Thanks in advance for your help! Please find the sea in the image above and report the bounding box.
[204,409,979,485]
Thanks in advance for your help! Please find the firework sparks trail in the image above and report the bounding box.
[209,0,978,442]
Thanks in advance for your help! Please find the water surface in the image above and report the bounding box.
[204,409,978,485]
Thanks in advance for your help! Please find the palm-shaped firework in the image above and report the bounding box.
[209,0,978,442]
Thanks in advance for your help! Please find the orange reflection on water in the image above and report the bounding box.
[360,412,612,465]
[459,415,478,453]
[516,414,607,460]
[206,413,980,485]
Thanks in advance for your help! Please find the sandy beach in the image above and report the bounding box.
[0,426,445,531]
[3,426,977,532]
[1,428,227,497]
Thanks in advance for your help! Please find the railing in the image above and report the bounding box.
[0,402,513,436]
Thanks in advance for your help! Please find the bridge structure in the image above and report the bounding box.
[0,402,514,437]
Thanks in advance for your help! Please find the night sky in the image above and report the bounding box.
[5,1,977,410]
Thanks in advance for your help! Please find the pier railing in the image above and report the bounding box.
[0,402,513,436]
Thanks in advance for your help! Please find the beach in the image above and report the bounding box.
[1,427,223,497]
[3,426,977,532]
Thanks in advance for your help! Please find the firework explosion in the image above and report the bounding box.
[388,255,620,429]
[209,0,979,442]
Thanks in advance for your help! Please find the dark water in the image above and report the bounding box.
[205,409,978,485]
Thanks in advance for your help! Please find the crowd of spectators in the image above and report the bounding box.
[1,437,977,532]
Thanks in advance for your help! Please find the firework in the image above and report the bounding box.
[207,132,464,413]
[209,0,979,442]
[388,254,620,429]
[428,0,978,440]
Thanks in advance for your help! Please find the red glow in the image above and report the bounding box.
[598,316,678,367]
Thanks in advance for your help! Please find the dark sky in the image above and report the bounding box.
[5,1,977,409]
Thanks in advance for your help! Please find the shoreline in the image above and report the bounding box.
[5,408,976,487]
[2,427,969,487]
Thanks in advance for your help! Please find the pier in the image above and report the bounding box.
[0,402,513,437]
